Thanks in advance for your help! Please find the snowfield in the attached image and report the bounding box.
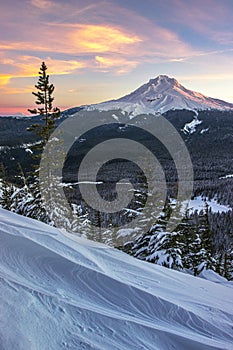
[0,208,233,350]
[188,196,232,213]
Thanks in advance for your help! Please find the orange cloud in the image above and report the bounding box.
[30,0,54,9]
[15,56,86,76]
[69,24,142,53]
[0,23,142,57]
[0,75,12,86]
[0,41,50,52]
[2,86,34,95]
[95,55,138,74]
[0,56,86,82]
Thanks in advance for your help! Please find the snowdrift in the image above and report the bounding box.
[0,208,232,350]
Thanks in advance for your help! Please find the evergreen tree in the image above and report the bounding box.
[28,61,60,150]
[215,249,233,280]
[27,62,68,227]
[9,164,48,222]
[175,211,202,275]
[223,250,233,280]
[129,199,170,258]
[128,200,183,270]
[197,202,216,273]
[0,163,14,210]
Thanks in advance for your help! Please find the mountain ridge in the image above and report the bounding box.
[85,75,233,115]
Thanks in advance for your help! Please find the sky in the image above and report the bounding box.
[1,0,233,115]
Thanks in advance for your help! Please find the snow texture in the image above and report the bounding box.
[0,208,233,350]
[188,196,232,213]
[85,75,233,116]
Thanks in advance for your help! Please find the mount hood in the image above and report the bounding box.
[86,75,233,115]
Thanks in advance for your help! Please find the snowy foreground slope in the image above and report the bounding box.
[0,209,233,350]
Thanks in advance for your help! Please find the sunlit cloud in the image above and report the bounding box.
[0,23,142,56]
[15,56,86,76]
[95,55,138,74]
[0,41,51,52]
[30,0,54,9]
[2,86,34,95]
[0,76,12,86]
[67,24,142,53]
[169,58,186,62]
[0,55,86,93]
[80,25,140,51]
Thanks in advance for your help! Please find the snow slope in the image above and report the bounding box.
[86,75,233,115]
[0,208,233,350]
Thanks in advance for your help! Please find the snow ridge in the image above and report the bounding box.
[0,208,233,349]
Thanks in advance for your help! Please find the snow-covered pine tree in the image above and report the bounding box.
[0,163,14,210]
[196,202,216,274]
[223,250,233,280]
[215,249,233,280]
[9,164,33,216]
[129,199,183,270]
[174,210,202,275]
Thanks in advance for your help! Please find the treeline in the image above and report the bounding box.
[119,201,233,280]
[1,165,232,280]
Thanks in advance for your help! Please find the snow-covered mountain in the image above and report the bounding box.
[86,75,233,115]
[0,208,233,349]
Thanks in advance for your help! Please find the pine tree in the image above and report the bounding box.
[28,61,60,150]
[0,164,14,210]
[215,249,233,280]
[196,202,216,273]
[27,62,68,227]
[128,199,183,270]
[129,199,170,257]
[175,211,202,275]
[223,250,233,280]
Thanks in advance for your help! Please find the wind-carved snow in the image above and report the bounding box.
[0,208,233,349]
[85,75,233,116]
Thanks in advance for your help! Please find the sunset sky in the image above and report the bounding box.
[1,0,233,115]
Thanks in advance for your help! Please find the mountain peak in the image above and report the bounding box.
[149,75,178,85]
[86,75,233,115]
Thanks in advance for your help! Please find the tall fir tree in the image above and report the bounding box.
[28,61,60,150]
[174,211,202,275]
[196,202,216,273]
[27,61,64,226]
[0,163,14,210]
